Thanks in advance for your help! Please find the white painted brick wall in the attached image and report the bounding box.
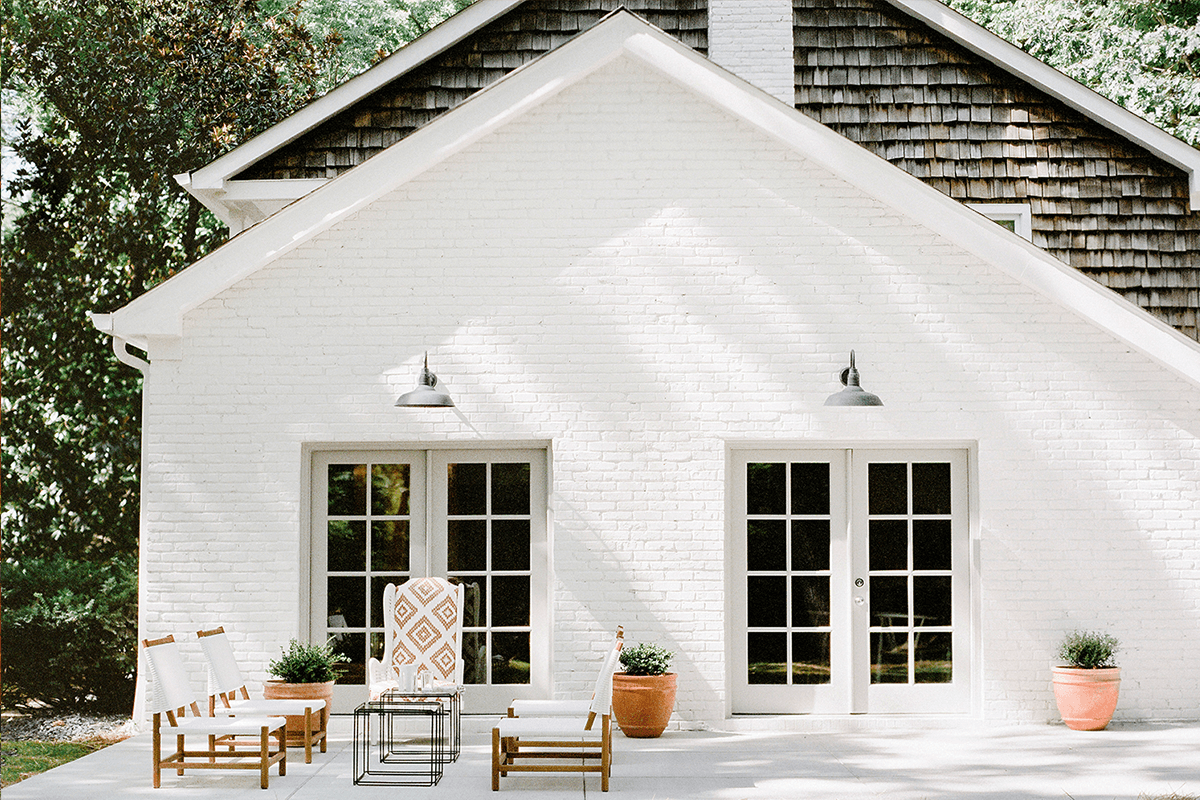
[135,56,1200,726]
[708,0,795,103]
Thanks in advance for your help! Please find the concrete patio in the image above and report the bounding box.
[5,716,1199,799]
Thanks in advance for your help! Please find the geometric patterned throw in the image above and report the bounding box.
[386,577,463,683]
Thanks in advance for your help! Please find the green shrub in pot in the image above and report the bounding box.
[268,639,348,683]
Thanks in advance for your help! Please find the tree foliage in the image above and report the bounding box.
[950,0,1200,144]
[2,0,336,557]
[1,554,138,711]
[0,0,338,708]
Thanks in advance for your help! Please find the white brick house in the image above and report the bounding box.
[92,4,1200,726]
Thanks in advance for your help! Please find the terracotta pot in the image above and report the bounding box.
[1052,667,1121,731]
[612,673,676,738]
[263,680,333,743]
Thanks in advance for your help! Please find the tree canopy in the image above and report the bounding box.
[950,0,1200,144]
[0,0,471,709]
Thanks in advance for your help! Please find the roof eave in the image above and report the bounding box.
[100,10,1200,388]
[180,0,527,215]
[886,0,1200,209]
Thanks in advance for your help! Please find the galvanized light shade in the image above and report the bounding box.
[824,350,883,406]
[395,353,454,408]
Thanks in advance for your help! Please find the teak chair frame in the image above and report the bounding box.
[491,630,623,791]
[142,635,287,790]
[196,627,328,763]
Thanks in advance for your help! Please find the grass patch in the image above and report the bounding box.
[0,739,118,787]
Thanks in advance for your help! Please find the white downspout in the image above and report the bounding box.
[111,336,151,372]
[89,313,152,730]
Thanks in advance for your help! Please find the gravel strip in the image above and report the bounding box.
[1,713,135,742]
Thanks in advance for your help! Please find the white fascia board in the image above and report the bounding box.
[185,0,526,193]
[619,24,1200,385]
[105,13,634,341]
[104,11,1200,386]
[886,0,1200,209]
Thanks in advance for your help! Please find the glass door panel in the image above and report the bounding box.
[855,451,969,714]
[313,452,426,711]
[431,450,547,710]
[732,451,848,713]
[732,448,970,715]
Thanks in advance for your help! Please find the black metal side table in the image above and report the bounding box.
[352,698,445,786]
[381,686,462,763]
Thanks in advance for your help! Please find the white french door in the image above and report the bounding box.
[731,449,971,714]
[310,449,548,712]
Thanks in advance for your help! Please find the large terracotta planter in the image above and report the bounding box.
[263,680,333,743]
[1052,667,1121,730]
[612,673,676,738]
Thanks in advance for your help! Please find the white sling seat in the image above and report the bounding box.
[508,628,623,719]
[196,627,328,763]
[492,631,623,792]
[142,635,287,790]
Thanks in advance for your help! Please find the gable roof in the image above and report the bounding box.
[97,10,1200,386]
[178,0,709,230]
[791,0,1200,341]
[179,0,1199,230]
[887,0,1199,209]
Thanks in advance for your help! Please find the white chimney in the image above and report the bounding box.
[707,0,795,104]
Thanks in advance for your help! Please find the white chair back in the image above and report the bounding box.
[589,635,624,718]
[142,637,199,716]
[384,578,465,685]
[196,628,248,696]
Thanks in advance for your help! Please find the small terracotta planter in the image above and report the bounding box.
[612,673,676,738]
[263,680,333,743]
[1052,667,1121,730]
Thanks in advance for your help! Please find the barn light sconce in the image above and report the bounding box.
[824,350,883,407]
[395,353,454,408]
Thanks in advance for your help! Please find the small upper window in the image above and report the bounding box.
[967,204,1032,241]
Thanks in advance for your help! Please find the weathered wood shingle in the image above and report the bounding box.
[235,1,707,182]
[794,0,1199,340]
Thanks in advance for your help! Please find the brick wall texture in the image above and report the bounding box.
[142,56,1200,724]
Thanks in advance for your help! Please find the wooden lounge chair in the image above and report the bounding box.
[141,635,287,790]
[196,627,328,763]
[506,627,623,719]
[491,630,623,791]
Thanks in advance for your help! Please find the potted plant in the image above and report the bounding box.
[1052,630,1121,730]
[263,639,348,742]
[611,642,676,738]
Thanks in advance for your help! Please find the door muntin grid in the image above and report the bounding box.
[326,461,415,686]
[446,461,533,686]
[867,461,955,686]
[745,461,833,686]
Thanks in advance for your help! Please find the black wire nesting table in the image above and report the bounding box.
[352,686,462,786]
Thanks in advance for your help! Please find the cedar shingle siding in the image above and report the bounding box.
[793,0,1199,340]
[233,0,1198,339]
[234,1,707,181]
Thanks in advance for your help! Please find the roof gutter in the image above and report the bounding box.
[90,313,150,372]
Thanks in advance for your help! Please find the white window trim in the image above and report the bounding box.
[968,203,1033,241]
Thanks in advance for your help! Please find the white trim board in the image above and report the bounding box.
[95,10,1200,388]
[181,0,1200,227]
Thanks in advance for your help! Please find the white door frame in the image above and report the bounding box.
[728,444,975,716]
[304,444,550,712]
